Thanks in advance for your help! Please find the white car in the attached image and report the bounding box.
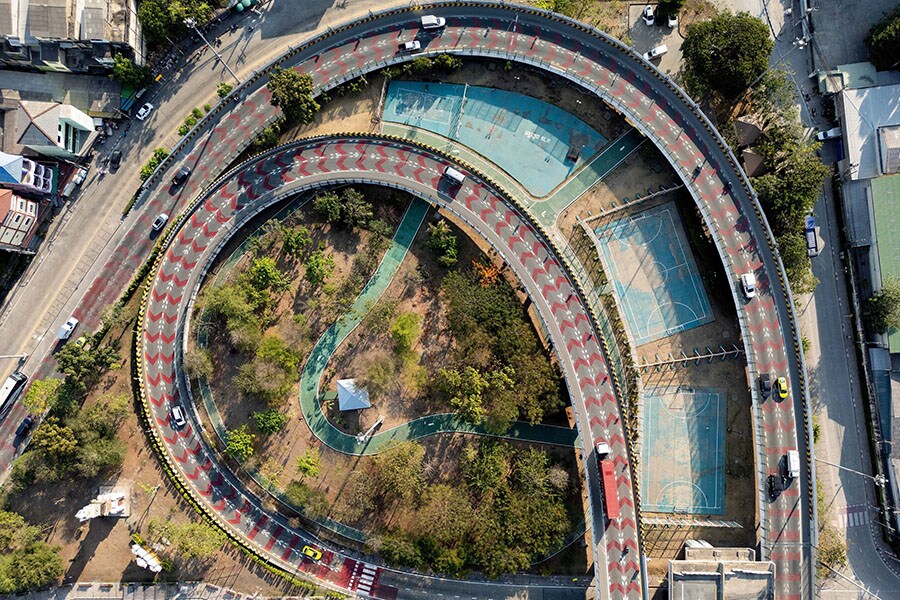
[816,127,842,141]
[421,15,446,29]
[72,167,87,185]
[170,406,187,429]
[136,102,154,121]
[740,272,757,300]
[643,44,668,61]
[152,213,169,231]
[57,316,79,340]
[667,13,678,28]
[642,5,655,26]
[400,40,421,52]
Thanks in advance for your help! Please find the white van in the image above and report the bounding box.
[442,165,465,185]
[785,450,800,481]
[740,272,757,300]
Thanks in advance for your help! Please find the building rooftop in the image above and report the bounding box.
[669,547,775,600]
[839,83,900,181]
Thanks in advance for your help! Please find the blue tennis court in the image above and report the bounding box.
[642,387,726,515]
[595,203,713,345]
[382,81,607,196]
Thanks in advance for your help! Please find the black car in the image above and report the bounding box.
[110,150,122,170]
[172,166,191,186]
[759,373,772,399]
[15,416,33,437]
[767,474,781,501]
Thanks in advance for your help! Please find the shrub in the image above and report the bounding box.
[139,147,170,181]
[225,425,255,461]
[217,82,233,98]
[253,409,287,434]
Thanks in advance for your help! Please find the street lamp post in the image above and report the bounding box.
[184,17,241,85]
[815,456,887,487]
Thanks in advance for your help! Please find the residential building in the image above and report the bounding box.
[0,151,52,194]
[0,0,144,74]
[0,188,39,253]
[9,100,96,159]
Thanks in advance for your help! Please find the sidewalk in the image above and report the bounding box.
[2,582,275,600]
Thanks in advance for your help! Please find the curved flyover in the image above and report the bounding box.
[139,134,635,598]
[123,2,813,599]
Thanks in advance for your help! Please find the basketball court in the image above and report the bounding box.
[641,386,726,515]
[594,202,713,345]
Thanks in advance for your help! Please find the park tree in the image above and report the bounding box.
[461,439,512,495]
[253,409,287,434]
[681,12,773,100]
[147,518,225,561]
[390,312,420,357]
[304,248,335,288]
[427,220,459,267]
[55,342,120,393]
[21,379,62,414]
[0,539,63,594]
[268,67,320,125]
[281,225,312,259]
[137,0,212,49]
[249,257,290,292]
[864,275,900,334]
[435,365,515,425]
[183,348,213,380]
[284,481,329,518]
[865,5,900,71]
[225,425,255,461]
[313,190,341,223]
[414,484,474,546]
[30,417,78,458]
[111,54,150,88]
[373,441,425,502]
[340,188,373,227]
[295,447,321,479]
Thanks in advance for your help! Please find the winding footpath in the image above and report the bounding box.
[82,2,808,599]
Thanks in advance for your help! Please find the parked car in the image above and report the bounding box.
[172,166,191,186]
[400,40,421,52]
[421,15,446,29]
[641,5,655,26]
[152,213,169,231]
[110,150,122,170]
[57,316,79,340]
[170,406,187,429]
[15,416,34,437]
[136,102,155,121]
[72,167,88,185]
[667,13,678,28]
[302,545,323,561]
[758,373,772,398]
[816,126,842,141]
[775,376,789,400]
[643,44,668,61]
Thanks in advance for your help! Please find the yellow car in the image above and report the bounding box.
[776,377,789,400]
[301,545,322,561]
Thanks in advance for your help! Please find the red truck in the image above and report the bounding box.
[600,459,620,520]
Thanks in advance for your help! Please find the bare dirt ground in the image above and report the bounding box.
[3,297,295,596]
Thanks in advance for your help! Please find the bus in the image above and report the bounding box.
[600,459,620,520]
[0,371,27,421]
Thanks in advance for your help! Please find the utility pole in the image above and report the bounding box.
[184,18,241,85]
[816,456,887,487]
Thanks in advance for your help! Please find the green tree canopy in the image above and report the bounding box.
[391,312,421,357]
[313,190,341,223]
[111,54,150,88]
[682,12,773,100]
[268,67,320,125]
[0,510,62,594]
[22,379,62,414]
[147,518,225,561]
[304,248,335,288]
[427,220,459,267]
[253,409,287,434]
[340,188,373,227]
[866,5,900,71]
[295,446,321,479]
[864,275,900,334]
[373,441,425,502]
[225,425,255,461]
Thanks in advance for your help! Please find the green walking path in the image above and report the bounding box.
[299,198,579,456]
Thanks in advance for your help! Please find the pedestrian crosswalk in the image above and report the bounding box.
[835,504,869,528]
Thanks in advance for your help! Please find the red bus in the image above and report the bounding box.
[600,459,620,520]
